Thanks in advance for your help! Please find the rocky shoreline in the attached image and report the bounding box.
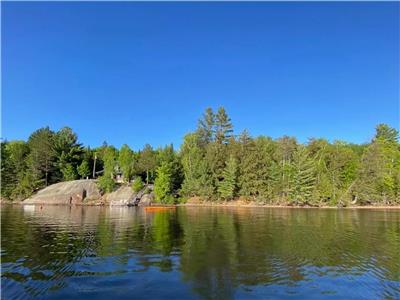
[18,180,154,206]
[2,180,399,209]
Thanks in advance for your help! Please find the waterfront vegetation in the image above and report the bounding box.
[1,107,399,206]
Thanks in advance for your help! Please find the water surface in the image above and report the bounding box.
[1,205,399,299]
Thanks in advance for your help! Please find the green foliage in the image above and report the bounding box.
[238,135,276,201]
[180,133,214,199]
[375,124,399,143]
[354,135,400,204]
[96,147,117,193]
[139,144,157,184]
[61,164,77,181]
[157,144,183,191]
[131,177,144,192]
[288,146,316,205]
[27,127,56,188]
[118,144,135,182]
[215,107,233,144]
[217,155,237,199]
[197,107,215,146]
[53,127,83,181]
[1,107,399,206]
[77,160,91,179]
[1,141,30,200]
[98,175,115,193]
[154,162,173,203]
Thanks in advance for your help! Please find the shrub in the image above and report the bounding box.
[98,175,115,193]
[131,177,144,192]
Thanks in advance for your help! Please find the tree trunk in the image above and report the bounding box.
[92,154,97,179]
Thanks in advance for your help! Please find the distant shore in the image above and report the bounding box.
[180,202,400,209]
[3,200,399,209]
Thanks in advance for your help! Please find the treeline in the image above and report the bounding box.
[1,107,399,205]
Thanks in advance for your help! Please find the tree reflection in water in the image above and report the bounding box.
[1,205,399,299]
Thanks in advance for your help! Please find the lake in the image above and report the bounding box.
[1,205,399,299]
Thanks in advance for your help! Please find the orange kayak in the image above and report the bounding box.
[144,206,176,212]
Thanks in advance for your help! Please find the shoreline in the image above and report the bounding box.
[179,202,400,209]
[2,201,400,210]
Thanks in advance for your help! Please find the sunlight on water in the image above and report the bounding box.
[1,206,400,299]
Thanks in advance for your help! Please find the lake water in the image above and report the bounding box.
[1,205,399,299]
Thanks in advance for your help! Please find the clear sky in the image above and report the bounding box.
[2,2,399,150]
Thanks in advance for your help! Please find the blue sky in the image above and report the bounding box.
[2,2,399,150]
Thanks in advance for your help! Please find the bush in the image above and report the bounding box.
[131,177,144,192]
[98,175,115,193]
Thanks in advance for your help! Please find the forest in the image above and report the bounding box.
[1,107,399,206]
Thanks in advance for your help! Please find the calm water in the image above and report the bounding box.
[1,206,399,300]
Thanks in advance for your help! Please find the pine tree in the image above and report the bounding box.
[197,107,215,146]
[289,146,316,205]
[53,127,83,181]
[27,127,56,187]
[217,155,237,199]
[215,107,233,144]
[374,124,399,143]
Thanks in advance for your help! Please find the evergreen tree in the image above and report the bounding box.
[27,127,56,188]
[77,160,91,179]
[238,135,275,201]
[274,136,298,200]
[355,125,400,204]
[289,146,316,205]
[217,155,237,199]
[374,123,399,143]
[180,133,214,199]
[154,162,173,203]
[197,107,215,146]
[53,127,83,181]
[215,107,233,144]
[61,163,77,181]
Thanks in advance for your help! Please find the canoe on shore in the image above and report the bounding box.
[144,206,176,212]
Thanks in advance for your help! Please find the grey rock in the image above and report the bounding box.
[23,180,101,205]
[138,193,154,206]
[107,186,137,206]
